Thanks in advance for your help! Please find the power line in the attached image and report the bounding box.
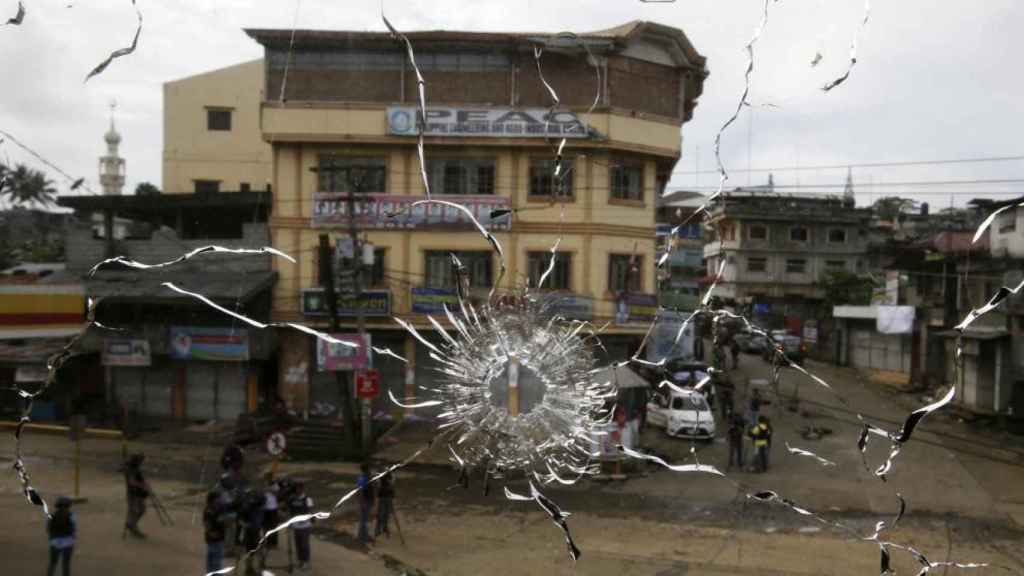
[679,177,1024,191]
[672,154,1024,175]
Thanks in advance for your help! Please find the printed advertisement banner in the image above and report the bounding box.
[312,193,511,230]
[301,289,392,317]
[411,287,459,315]
[102,339,152,367]
[317,334,371,372]
[169,327,249,362]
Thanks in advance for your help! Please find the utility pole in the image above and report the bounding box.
[314,162,374,457]
[318,234,358,456]
[344,172,373,455]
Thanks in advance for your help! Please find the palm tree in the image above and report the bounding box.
[0,163,57,206]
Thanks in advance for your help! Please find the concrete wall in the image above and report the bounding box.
[163,59,271,194]
[65,223,272,274]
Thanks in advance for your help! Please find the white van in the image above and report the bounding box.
[647,388,716,440]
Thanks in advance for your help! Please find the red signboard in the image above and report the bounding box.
[355,370,380,399]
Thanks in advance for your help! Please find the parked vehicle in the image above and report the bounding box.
[761,332,807,365]
[646,388,716,440]
[734,332,768,354]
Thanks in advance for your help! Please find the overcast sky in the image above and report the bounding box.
[1,0,1022,208]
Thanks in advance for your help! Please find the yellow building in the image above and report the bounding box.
[167,21,707,412]
[163,59,272,194]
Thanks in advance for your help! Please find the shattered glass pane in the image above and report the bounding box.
[2,1,1022,575]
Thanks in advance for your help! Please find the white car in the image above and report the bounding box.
[647,388,716,440]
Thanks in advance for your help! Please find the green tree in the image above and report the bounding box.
[872,196,918,221]
[0,163,57,206]
[135,181,161,196]
[819,270,877,306]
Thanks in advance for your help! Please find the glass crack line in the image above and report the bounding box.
[84,1,142,82]
[87,245,295,275]
[822,0,871,91]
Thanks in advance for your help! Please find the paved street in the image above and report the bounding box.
[3,351,1024,575]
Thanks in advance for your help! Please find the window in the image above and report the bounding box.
[365,248,386,287]
[828,228,847,243]
[194,180,220,194]
[527,252,572,290]
[790,227,809,242]
[720,223,736,241]
[427,158,495,195]
[318,156,386,193]
[748,224,768,241]
[610,163,644,201]
[206,108,232,131]
[529,159,574,198]
[786,258,807,274]
[609,254,642,293]
[239,182,251,193]
[747,257,767,272]
[425,251,492,288]
[825,260,846,271]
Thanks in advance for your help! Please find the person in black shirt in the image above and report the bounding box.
[727,416,745,471]
[287,482,315,572]
[241,489,265,576]
[123,453,149,539]
[47,496,76,576]
[204,491,228,574]
[375,472,395,539]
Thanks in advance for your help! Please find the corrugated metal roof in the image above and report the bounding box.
[86,271,277,303]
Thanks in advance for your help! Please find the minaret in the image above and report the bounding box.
[99,102,125,196]
[843,167,855,204]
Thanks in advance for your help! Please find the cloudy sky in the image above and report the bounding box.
[1,0,1022,208]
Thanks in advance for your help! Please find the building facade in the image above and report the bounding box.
[703,191,871,320]
[656,190,704,310]
[163,59,272,194]
[234,22,707,413]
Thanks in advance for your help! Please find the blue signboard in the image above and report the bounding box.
[411,287,459,315]
[169,327,249,362]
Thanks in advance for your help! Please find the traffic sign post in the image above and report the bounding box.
[355,370,380,399]
[266,431,287,478]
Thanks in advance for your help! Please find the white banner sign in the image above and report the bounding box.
[386,107,589,138]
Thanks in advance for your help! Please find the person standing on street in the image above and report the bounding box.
[124,453,150,539]
[730,338,741,369]
[726,416,744,471]
[357,463,376,544]
[749,416,771,473]
[287,481,314,573]
[241,488,265,576]
[204,490,229,574]
[47,496,75,576]
[216,472,240,557]
[375,471,395,539]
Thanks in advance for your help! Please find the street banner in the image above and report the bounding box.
[616,293,658,324]
[312,193,511,230]
[411,287,458,315]
[102,339,151,367]
[317,333,371,371]
[169,327,249,362]
[541,293,594,321]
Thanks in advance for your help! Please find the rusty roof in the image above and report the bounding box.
[244,20,706,71]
